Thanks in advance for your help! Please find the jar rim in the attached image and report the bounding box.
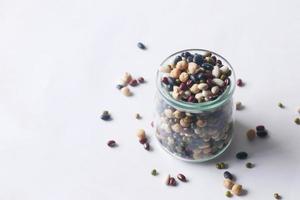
[156,49,236,112]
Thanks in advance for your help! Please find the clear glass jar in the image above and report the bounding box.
[154,49,236,162]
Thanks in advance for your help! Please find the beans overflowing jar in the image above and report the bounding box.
[155,49,236,162]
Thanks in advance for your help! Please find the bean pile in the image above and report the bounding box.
[160,51,232,103]
[117,72,145,96]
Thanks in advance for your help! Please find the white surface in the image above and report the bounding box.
[0,0,300,199]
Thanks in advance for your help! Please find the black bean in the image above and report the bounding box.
[202,63,213,70]
[256,125,265,131]
[193,54,204,65]
[185,51,191,57]
[167,77,176,86]
[257,130,268,138]
[177,173,187,182]
[223,171,233,180]
[196,73,206,80]
[166,84,173,91]
[137,42,146,50]
[190,74,198,82]
[101,111,111,121]
[187,55,194,63]
[216,59,223,66]
[236,152,248,160]
[173,56,182,65]
[181,51,191,58]
[116,84,124,90]
[144,142,150,151]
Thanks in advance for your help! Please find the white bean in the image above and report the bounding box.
[211,86,220,94]
[212,66,221,78]
[213,78,225,87]
[198,83,208,90]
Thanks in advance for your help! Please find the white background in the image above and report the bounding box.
[0,0,300,199]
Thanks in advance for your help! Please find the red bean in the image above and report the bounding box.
[139,137,147,144]
[107,140,116,147]
[169,177,177,186]
[179,82,187,91]
[138,77,145,83]
[162,77,169,85]
[177,173,187,182]
[237,78,243,87]
[129,79,138,86]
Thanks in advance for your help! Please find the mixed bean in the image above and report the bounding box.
[156,51,234,161]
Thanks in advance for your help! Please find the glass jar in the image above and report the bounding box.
[154,49,236,162]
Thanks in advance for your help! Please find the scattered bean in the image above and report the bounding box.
[295,117,300,125]
[138,77,145,83]
[274,193,281,199]
[139,137,148,144]
[216,162,226,169]
[256,125,265,131]
[137,42,146,50]
[246,162,254,168]
[107,140,117,147]
[224,171,233,180]
[297,107,300,114]
[165,175,171,185]
[121,87,132,96]
[278,102,284,108]
[237,78,243,87]
[177,173,187,182]
[101,111,111,121]
[129,79,138,87]
[135,113,141,119]
[236,152,248,160]
[246,129,256,141]
[116,84,124,90]
[151,169,158,176]
[225,191,232,198]
[257,130,268,138]
[137,129,146,140]
[144,142,150,151]
[121,72,132,85]
[231,184,243,196]
[169,177,177,186]
[235,101,243,110]
[224,179,234,189]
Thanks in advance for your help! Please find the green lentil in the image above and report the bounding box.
[225,191,232,197]
[295,118,300,125]
[216,162,226,169]
[151,169,158,176]
[278,102,284,108]
[246,162,254,168]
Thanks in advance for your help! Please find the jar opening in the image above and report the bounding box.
[156,49,236,112]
